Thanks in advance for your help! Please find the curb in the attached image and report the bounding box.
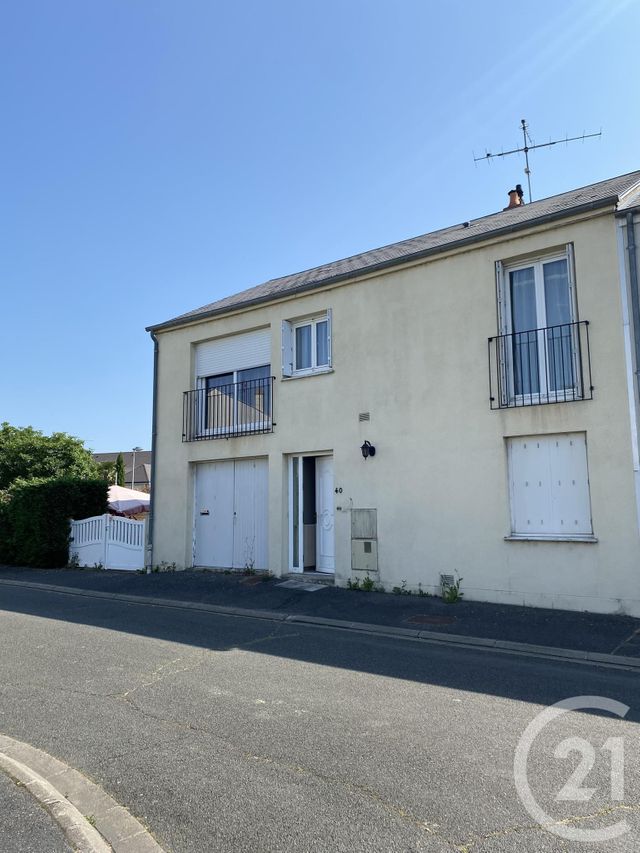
[1,577,639,670]
[0,735,165,853]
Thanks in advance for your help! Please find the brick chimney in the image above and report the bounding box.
[504,183,525,210]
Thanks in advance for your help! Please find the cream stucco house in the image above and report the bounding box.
[147,170,640,616]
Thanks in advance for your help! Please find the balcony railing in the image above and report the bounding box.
[488,320,593,409]
[183,377,275,441]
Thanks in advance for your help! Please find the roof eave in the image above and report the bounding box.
[146,194,620,334]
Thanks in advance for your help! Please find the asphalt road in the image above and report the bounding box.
[0,585,638,852]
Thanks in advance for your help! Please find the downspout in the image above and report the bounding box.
[147,331,159,569]
[621,210,640,540]
[627,211,640,392]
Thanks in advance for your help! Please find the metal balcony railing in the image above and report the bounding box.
[488,320,593,409]
[182,377,275,441]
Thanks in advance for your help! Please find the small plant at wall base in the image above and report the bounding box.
[392,579,411,596]
[244,537,256,574]
[347,575,376,592]
[442,575,464,603]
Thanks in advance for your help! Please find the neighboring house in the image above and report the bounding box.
[147,171,640,616]
[93,451,152,492]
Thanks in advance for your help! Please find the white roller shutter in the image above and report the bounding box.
[195,328,271,379]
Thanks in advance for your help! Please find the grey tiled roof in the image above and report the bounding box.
[149,170,640,332]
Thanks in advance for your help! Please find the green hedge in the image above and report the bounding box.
[0,477,108,568]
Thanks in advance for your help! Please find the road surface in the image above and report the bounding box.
[0,584,638,851]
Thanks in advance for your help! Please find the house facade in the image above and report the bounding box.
[147,171,640,616]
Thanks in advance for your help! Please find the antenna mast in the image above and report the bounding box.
[474,119,602,202]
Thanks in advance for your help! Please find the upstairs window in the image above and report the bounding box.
[206,365,271,426]
[282,311,332,377]
[187,329,273,440]
[507,255,574,396]
[490,245,591,408]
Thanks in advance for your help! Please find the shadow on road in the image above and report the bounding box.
[1,572,639,722]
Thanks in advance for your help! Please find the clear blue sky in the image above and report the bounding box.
[1,0,638,452]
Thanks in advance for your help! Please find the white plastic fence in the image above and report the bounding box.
[69,514,146,571]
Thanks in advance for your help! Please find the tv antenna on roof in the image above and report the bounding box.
[474,119,602,203]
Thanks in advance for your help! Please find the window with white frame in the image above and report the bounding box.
[204,365,271,432]
[189,329,273,439]
[282,310,332,377]
[495,245,584,405]
[506,432,593,539]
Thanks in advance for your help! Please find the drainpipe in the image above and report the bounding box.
[148,331,159,569]
[627,212,640,394]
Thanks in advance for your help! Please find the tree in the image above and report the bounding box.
[97,460,117,485]
[115,452,126,487]
[0,423,99,490]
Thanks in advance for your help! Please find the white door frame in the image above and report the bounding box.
[287,452,334,574]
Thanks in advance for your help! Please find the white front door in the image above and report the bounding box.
[195,461,234,567]
[195,459,268,569]
[315,456,335,573]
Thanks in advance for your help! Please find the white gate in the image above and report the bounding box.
[70,514,146,571]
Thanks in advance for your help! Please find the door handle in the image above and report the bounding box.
[200,510,210,516]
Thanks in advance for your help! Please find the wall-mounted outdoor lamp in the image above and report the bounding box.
[361,440,376,460]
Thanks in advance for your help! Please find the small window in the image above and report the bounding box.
[282,311,332,377]
[507,432,593,539]
[203,364,271,434]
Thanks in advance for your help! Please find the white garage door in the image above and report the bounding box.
[194,458,268,570]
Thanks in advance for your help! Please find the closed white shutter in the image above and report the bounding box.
[508,433,592,536]
[326,308,332,367]
[509,436,552,534]
[195,328,271,379]
[495,261,507,334]
[566,242,577,316]
[281,320,293,377]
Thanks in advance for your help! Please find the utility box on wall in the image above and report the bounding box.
[351,509,378,572]
[351,538,378,572]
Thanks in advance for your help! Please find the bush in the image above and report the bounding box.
[0,477,108,568]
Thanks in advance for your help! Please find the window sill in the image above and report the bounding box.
[282,368,334,381]
[504,534,598,544]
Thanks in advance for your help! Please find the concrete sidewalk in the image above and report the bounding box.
[1,566,639,661]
